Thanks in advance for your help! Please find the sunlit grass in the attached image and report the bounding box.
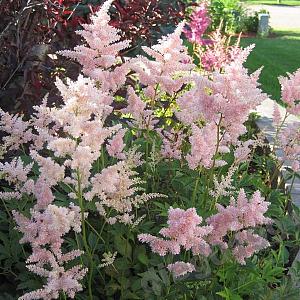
[240,28,300,101]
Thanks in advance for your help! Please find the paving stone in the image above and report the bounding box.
[254,99,300,263]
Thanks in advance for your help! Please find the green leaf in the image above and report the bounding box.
[137,251,149,266]
[114,235,132,259]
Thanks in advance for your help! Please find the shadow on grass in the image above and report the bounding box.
[274,30,300,38]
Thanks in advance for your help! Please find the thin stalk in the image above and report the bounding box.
[272,111,289,150]
[289,173,296,194]
[270,161,284,187]
[205,115,223,210]
[192,171,201,208]
[76,169,93,300]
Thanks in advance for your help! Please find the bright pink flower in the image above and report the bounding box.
[184,3,211,45]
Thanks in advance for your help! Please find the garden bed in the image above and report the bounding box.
[0,1,299,299]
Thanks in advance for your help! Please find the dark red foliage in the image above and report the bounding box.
[110,0,187,49]
[0,0,81,115]
[0,0,191,116]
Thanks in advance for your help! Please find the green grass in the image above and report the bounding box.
[240,29,300,101]
[241,0,300,6]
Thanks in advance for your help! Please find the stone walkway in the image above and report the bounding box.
[245,5,300,29]
[255,98,300,264]
[255,99,300,206]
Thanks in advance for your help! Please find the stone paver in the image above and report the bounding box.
[255,99,300,267]
[245,5,300,29]
[255,98,300,208]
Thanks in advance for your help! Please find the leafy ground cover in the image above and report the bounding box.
[240,28,300,101]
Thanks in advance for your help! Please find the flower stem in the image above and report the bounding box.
[76,169,93,300]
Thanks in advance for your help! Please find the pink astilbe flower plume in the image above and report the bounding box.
[0,109,33,150]
[272,103,282,127]
[278,122,300,172]
[0,157,33,185]
[19,249,87,300]
[207,189,272,252]
[186,123,218,169]
[87,153,165,225]
[158,128,185,160]
[138,207,212,257]
[233,229,270,265]
[13,204,81,251]
[13,200,85,300]
[58,0,130,92]
[131,22,194,94]
[201,29,242,72]
[279,69,300,115]
[106,128,126,159]
[177,46,266,144]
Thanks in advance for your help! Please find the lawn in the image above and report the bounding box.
[240,29,300,101]
[241,0,300,5]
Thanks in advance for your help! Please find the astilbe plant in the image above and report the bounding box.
[183,4,244,72]
[0,1,299,299]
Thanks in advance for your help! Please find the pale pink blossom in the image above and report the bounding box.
[88,159,164,224]
[167,261,196,278]
[0,109,33,150]
[121,87,156,130]
[138,207,212,257]
[13,204,81,252]
[234,140,254,163]
[233,230,270,265]
[0,191,21,200]
[159,128,185,160]
[279,69,300,115]
[278,122,300,171]
[30,150,65,187]
[131,23,193,94]
[186,123,217,169]
[272,103,282,127]
[207,189,272,249]
[106,128,126,159]
[19,249,87,300]
[201,30,242,72]
[33,179,55,210]
[58,0,130,92]
[176,46,266,143]
[0,158,33,185]
[210,165,237,198]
